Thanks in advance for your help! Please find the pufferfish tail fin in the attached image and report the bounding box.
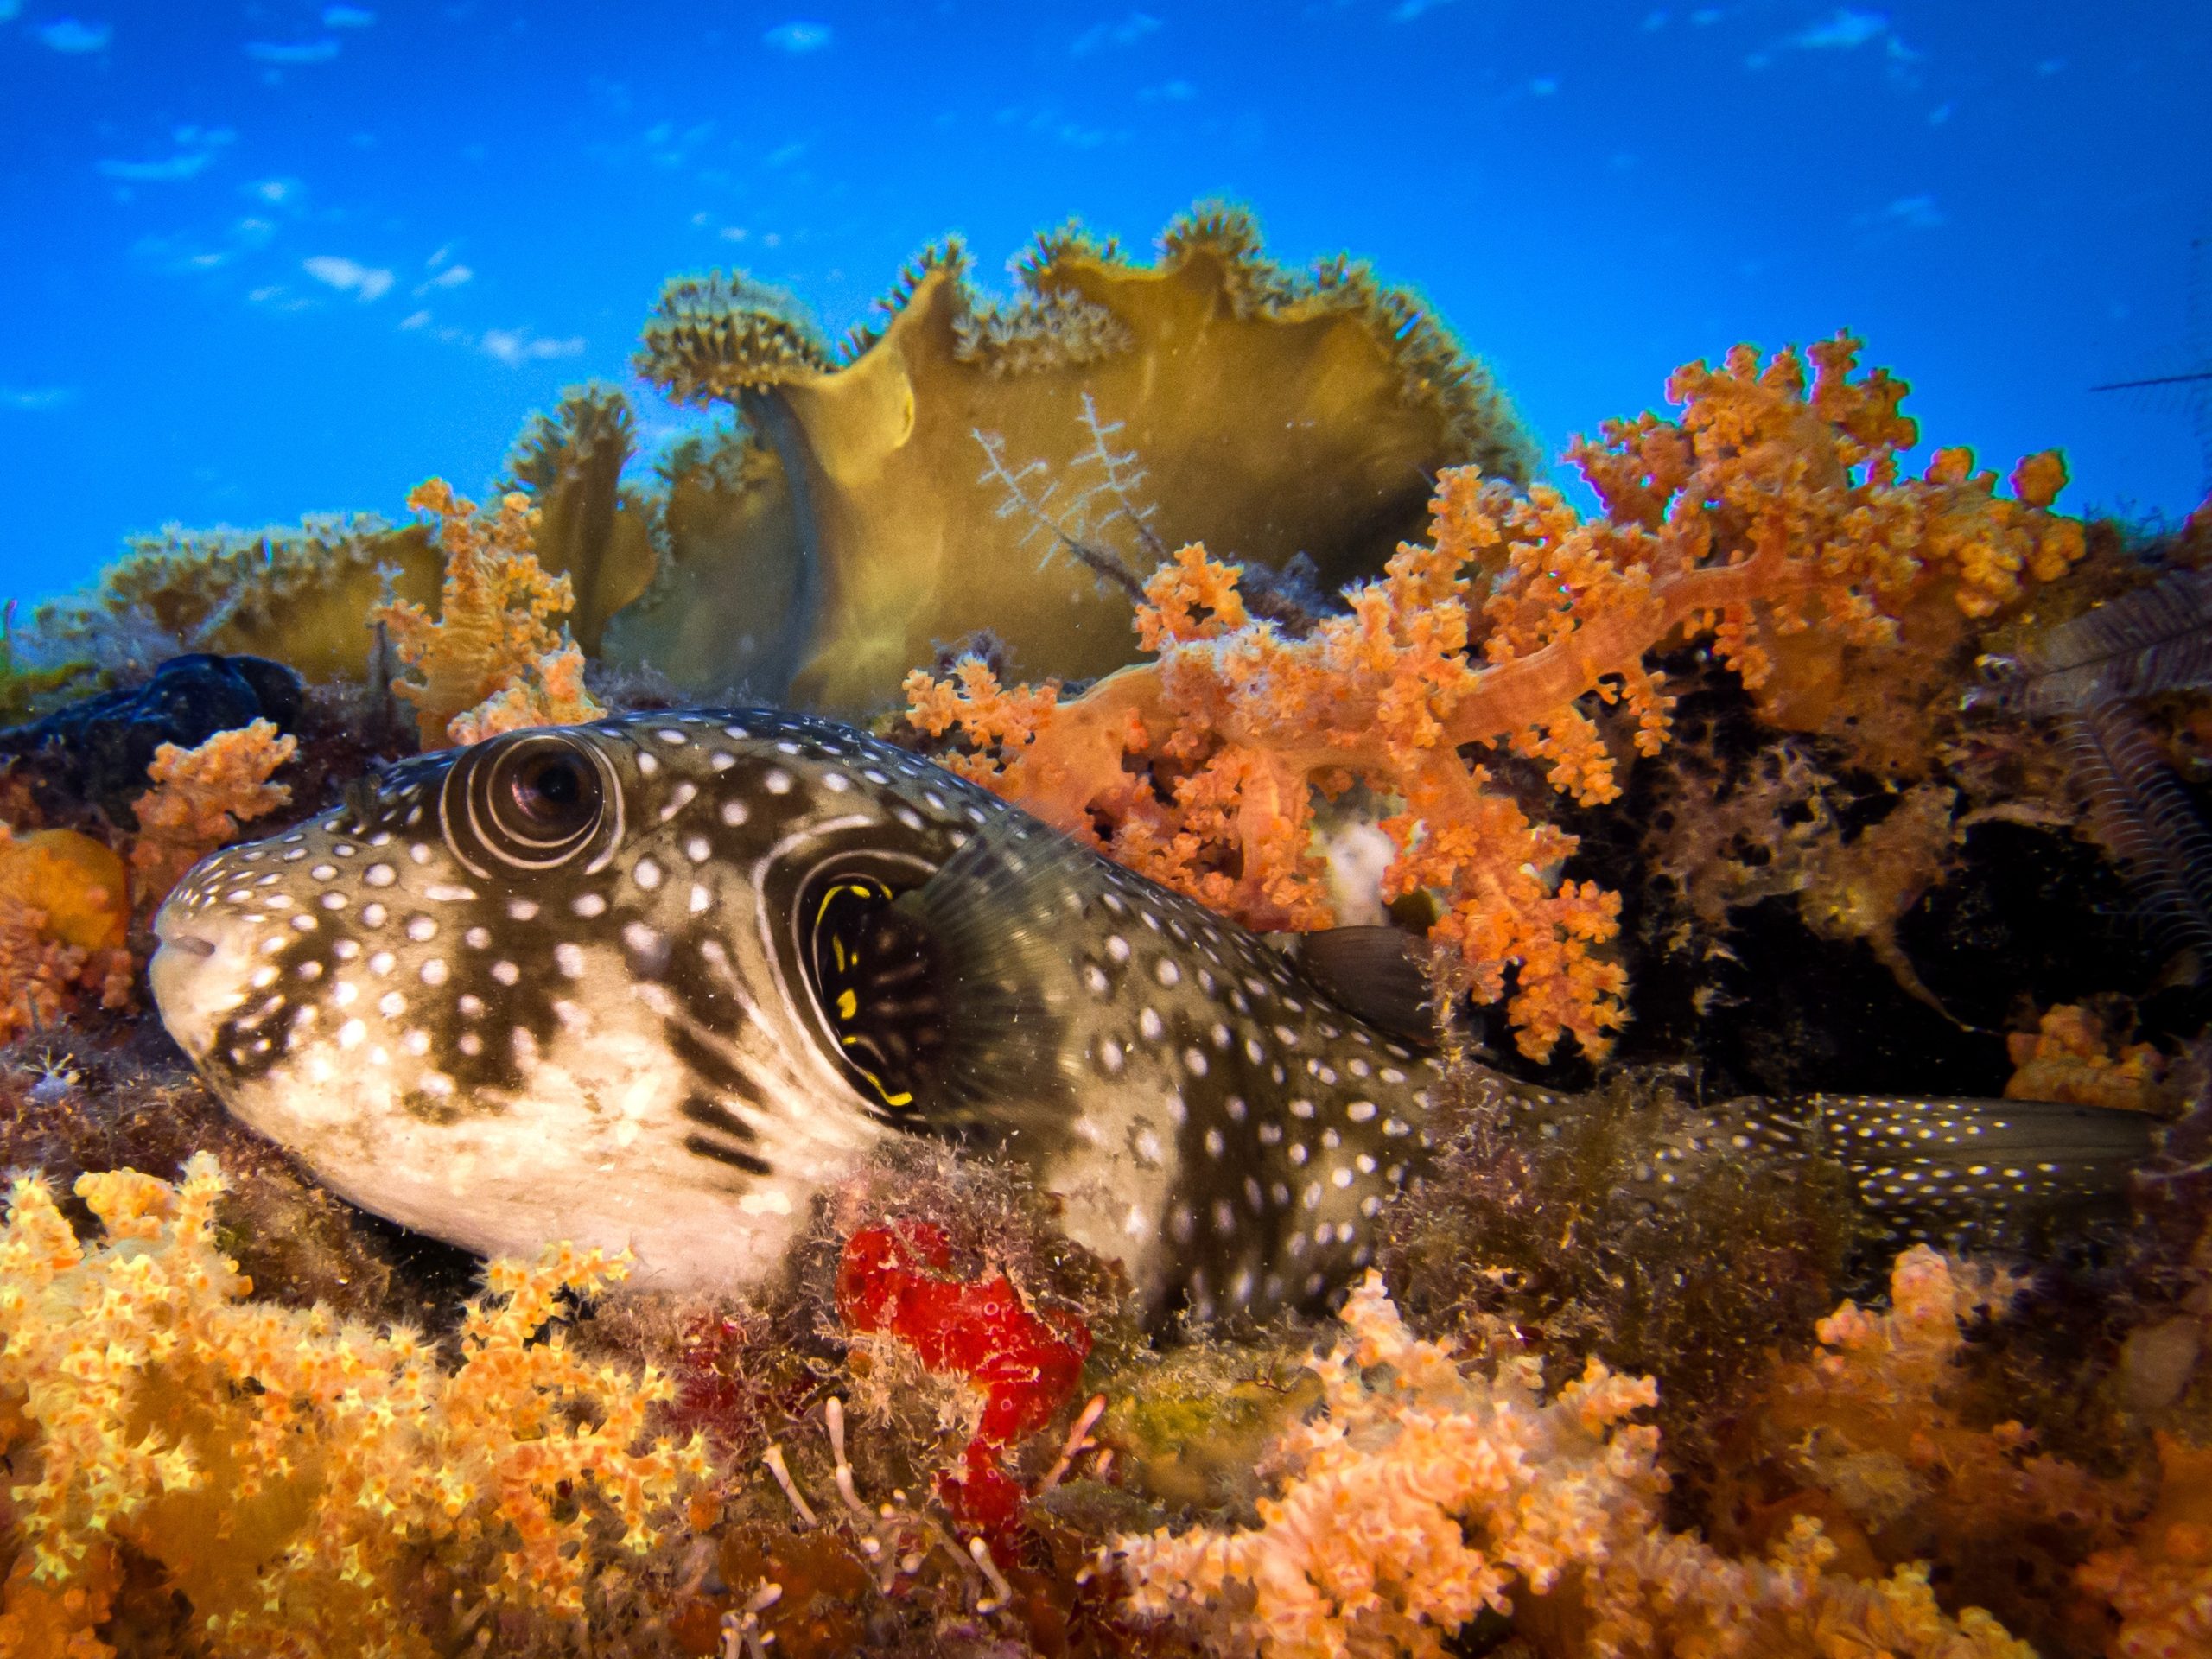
[1740,1091,2159,1242]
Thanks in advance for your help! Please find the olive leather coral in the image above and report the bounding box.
[632,203,1535,712]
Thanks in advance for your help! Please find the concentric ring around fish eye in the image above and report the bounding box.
[439,730,626,880]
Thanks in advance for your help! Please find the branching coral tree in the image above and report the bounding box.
[906,336,2088,1060]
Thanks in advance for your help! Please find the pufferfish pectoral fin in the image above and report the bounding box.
[1283,925,1441,1046]
[1775,1091,2160,1240]
[834,811,1090,1147]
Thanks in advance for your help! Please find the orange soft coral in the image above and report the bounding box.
[374,480,605,750]
[0,827,133,1040]
[126,718,298,915]
[2005,1003,2171,1113]
[0,1156,709,1657]
[1710,1244,2146,1655]
[2076,1434,2212,1659]
[1116,1272,2036,1659]
[907,335,2088,1060]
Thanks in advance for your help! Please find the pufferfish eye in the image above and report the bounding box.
[505,747,594,835]
[441,729,624,877]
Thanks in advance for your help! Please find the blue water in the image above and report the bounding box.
[3,2,2207,605]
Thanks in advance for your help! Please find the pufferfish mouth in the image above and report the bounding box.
[148,905,232,1064]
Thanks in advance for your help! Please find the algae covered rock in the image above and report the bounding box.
[0,652,302,823]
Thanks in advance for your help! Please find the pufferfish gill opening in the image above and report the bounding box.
[148,709,2159,1325]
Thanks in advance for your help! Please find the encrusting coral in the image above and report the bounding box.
[635,204,1534,710]
[124,718,298,916]
[1115,1270,2042,1659]
[371,480,607,749]
[906,335,2089,1059]
[835,1218,1095,1537]
[0,1155,710,1658]
[0,829,131,1043]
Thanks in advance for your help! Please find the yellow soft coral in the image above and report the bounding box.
[907,335,2088,1060]
[374,480,605,750]
[0,827,132,1041]
[126,719,298,914]
[0,1157,709,1657]
[1115,1273,2035,1659]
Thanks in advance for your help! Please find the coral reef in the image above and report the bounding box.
[597,423,807,702]
[635,204,1534,710]
[906,336,2088,1059]
[1379,1060,1859,1471]
[5,205,2212,1659]
[125,719,298,915]
[35,207,1531,720]
[371,480,606,748]
[1705,1246,2162,1656]
[0,603,92,729]
[2075,1434,2212,1659]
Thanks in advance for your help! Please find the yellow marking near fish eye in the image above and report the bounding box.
[810,874,912,1108]
[840,1042,914,1108]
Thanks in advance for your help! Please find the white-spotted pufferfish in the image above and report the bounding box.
[149,709,2156,1324]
